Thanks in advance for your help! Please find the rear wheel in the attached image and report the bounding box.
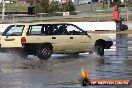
[96,45,104,57]
[37,46,53,60]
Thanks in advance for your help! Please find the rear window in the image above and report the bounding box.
[28,25,55,35]
[2,25,25,36]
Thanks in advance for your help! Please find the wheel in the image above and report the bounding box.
[37,46,53,60]
[96,45,104,57]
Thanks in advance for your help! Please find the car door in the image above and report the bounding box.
[50,24,71,53]
[66,24,92,52]
[1,25,25,48]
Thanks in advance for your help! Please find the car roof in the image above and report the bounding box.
[7,22,85,31]
[20,22,72,25]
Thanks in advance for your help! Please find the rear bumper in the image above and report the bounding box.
[105,41,113,49]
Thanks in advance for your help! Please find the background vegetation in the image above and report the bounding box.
[34,0,75,14]
[0,0,131,13]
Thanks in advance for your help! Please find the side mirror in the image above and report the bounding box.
[84,31,88,35]
[84,31,91,38]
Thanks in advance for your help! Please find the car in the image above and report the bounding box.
[0,22,113,60]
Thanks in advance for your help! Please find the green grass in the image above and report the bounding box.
[0,2,28,12]
[0,2,131,13]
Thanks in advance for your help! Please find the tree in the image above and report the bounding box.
[66,1,75,12]
[102,0,109,8]
[26,0,40,6]
[38,0,49,13]
[128,0,132,6]
[63,0,75,12]
[113,0,121,5]
[34,0,75,14]
[48,1,61,14]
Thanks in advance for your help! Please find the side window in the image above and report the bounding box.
[46,25,55,35]
[29,25,42,35]
[2,25,25,36]
[27,24,84,35]
[54,25,68,35]
[28,25,55,35]
[66,25,83,35]
[53,24,84,35]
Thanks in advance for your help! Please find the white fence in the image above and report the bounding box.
[68,22,116,31]
[0,22,116,33]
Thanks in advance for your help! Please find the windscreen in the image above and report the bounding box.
[2,25,25,36]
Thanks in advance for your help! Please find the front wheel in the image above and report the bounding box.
[37,46,53,60]
[96,45,104,57]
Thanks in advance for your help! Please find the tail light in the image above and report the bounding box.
[21,37,26,43]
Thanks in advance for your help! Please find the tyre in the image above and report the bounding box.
[37,46,53,60]
[96,45,104,57]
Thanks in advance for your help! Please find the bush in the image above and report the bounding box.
[34,0,75,15]
[66,1,75,12]
[48,1,61,14]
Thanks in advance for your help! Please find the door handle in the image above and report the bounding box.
[4,38,15,41]
[52,37,56,39]
[70,37,73,39]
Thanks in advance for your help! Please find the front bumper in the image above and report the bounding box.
[105,41,113,49]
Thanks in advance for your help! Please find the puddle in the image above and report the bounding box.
[0,33,131,88]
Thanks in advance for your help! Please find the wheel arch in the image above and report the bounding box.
[40,43,53,49]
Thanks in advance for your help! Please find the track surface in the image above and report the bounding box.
[0,33,131,88]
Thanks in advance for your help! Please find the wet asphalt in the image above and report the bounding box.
[0,33,132,88]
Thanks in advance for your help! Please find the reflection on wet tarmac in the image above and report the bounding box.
[0,33,131,88]
[116,34,128,58]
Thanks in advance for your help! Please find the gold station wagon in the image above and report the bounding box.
[1,22,113,60]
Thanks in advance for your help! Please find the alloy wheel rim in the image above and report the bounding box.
[41,48,50,56]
